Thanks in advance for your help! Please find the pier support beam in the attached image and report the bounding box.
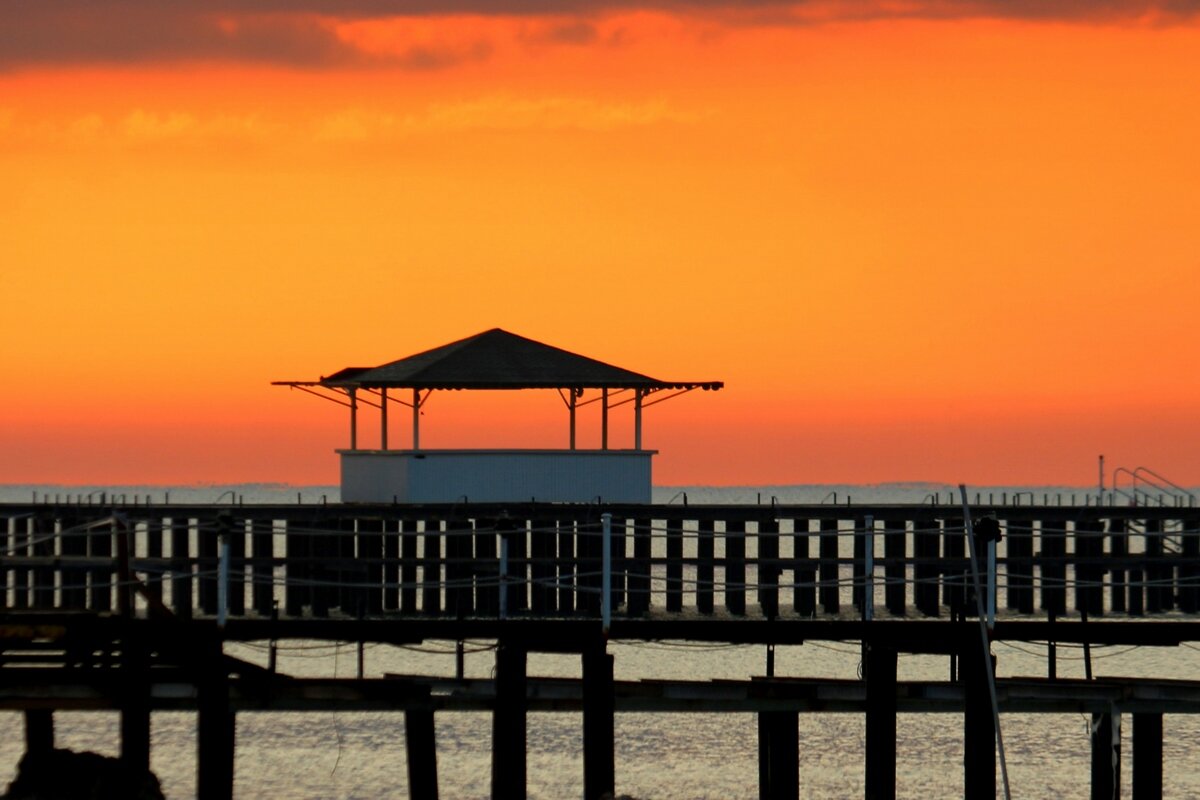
[121,639,151,771]
[24,710,54,757]
[865,644,897,800]
[197,662,235,800]
[1132,712,1162,800]
[583,643,615,800]
[492,642,527,800]
[405,708,439,800]
[1090,710,1120,800]
[759,711,799,800]
[962,648,996,800]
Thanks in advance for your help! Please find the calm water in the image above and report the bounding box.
[3,482,1199,798]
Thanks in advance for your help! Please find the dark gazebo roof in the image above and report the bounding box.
[307,329,721,391]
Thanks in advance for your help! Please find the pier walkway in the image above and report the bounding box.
[4,500,1200,799]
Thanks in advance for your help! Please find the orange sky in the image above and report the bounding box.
[2,2,1198,486]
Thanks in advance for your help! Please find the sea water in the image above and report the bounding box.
[2,483,1199,799]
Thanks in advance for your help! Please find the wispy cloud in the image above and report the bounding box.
[1,1,1198,70]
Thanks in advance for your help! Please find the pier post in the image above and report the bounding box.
[1109,518,1128,614]
[697,518,715,614]
[819,519,839,614]
[1090,709,1120,800]
[758,710,799,800]
[884,519,907,616]
[120,639,152,772]
[667,517,685,614]
[197,662,236,800]
[492,642,527,800]
[792,519,815,617]
[962,646,996,800]
[1132,712,1162,800]
[405,707,439,800]
[582,642,615,800]
[913,518,940,617]
[864,644,897,800]
[24,710,54,757]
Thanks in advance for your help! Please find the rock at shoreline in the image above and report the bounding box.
[3,748,164,800]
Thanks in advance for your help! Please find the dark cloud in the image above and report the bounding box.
[1,1,1198,69]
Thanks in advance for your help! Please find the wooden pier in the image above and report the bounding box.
[4,499,1200,798]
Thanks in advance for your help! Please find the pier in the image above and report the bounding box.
[4,498,1200,798]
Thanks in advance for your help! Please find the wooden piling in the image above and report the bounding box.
[228,519,246,617]
[1132,712,1162,800]
[697,518,715,615]
[1144,519,1169,613]
[853,516,867,613]
[530,517,556,614]
[12,515,29,609]
[865,644,897,800]
[758,518,780,619]
[24,710,54,756]
[1090,710,1119,800]
[1109,518,1128,614]
[198,521,219,616]
[819,519,840,615]
[582,644,615,800]
[251,519,274,616]
[172,517,194,619]
[1180,518,1199,614]
[422,519,443,614]
[446,518,474,617]
[1040,520,1067,617]
[793,519,815,617]
[630,517,652,616]
[120,641,151,772]
[726,518,747,616]
[283,519,308,618]
[943,518,965,616]
[359,517,384,616]
[474,519,498,616]
[1075,519,1105,617]
[32,514,54,609]
[884,519,906,616]
[666,517,685,614]
[405,708,439,800]
[1004,517,1034,615]
[145,516,165,606]
[60,513,88,610]
[197,661,235,800]
[962,647,995,800]
[759,710,799,800]
[400,518,418,613]
[557,518,575,614]
[913,519,940,617]
[492,642,527,800]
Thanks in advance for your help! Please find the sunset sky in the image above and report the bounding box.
[2,0,1198,487]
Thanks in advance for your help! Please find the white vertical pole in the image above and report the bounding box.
[499,536,509,620]
[380,387,388,450]
[602,513,612,635]
[864,514,874,622]
[218,534,230,628]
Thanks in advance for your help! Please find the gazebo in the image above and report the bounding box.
[274,328,723,503]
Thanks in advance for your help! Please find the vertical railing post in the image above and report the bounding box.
[499,535,509,621]
[218,528,230,628]
[864,514,874,622]
[602,513,612,635]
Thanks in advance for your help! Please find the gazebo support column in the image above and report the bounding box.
[601,389,609,450]
[349,389,358,450]
[634,390,643,449]
[412,388,420,450]
[569,390,577,450]
[380,388,388,450]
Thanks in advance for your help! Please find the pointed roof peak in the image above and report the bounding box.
[315,328,722,391]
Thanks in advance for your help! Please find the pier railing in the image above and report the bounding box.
[2,502,1200,620]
